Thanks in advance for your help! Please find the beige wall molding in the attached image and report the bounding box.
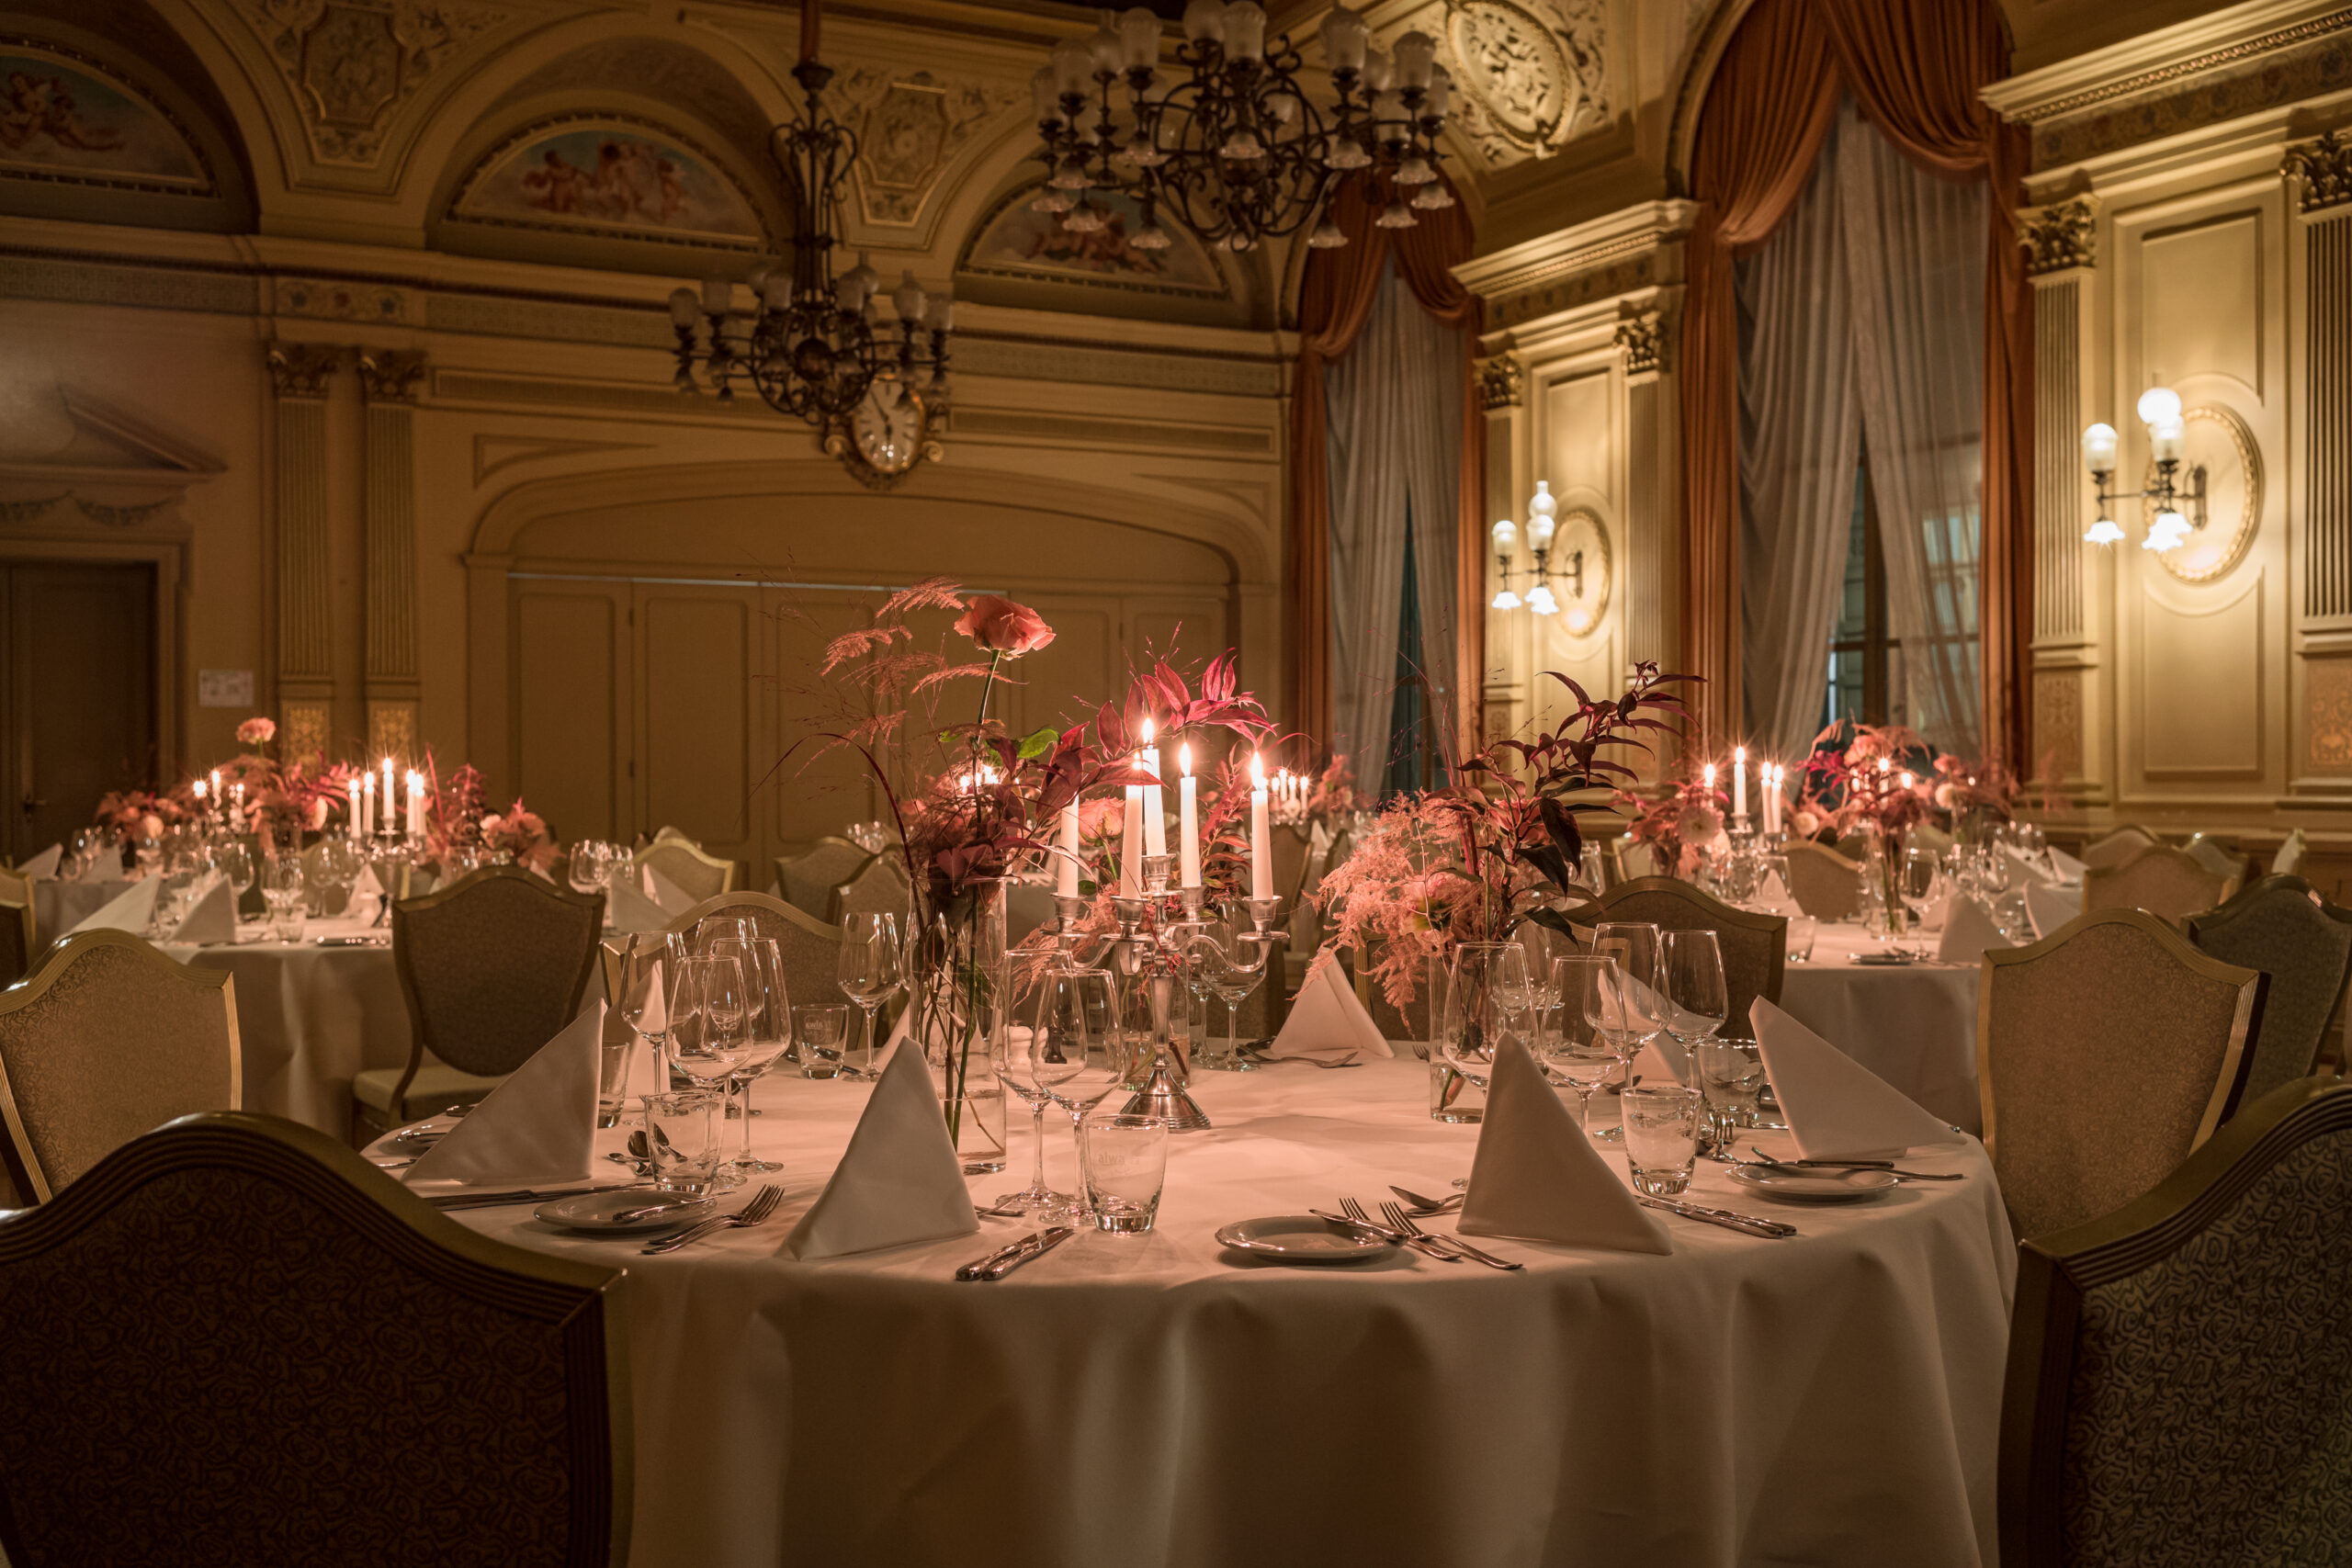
[267,340,341,699]
[1454,198,1699,321]
[358,349,424,689]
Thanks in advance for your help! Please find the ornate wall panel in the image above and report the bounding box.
[2140,575,2263,779]
[2305,657,2352,775]
[266,342,337,696]
[2301,180,2352,621]
[2033,667,2084,781]
[2033,275,2085,642]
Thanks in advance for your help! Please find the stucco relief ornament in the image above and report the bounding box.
[236,0,506,164]
[2018,197,2097,275]
[835,66,1023,228]
[1440,0,1609,169]
[2285,130,2352,215]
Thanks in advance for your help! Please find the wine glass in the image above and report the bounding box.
[215,840,257,937]
[723,937,792,1176]
[568,840,612,897]
[1439,942,1532,1086]
[837,912,903,1077]
[1585,921,1664,1138]
[1899,846,1941,935]
[1184,909,1269,1072]
[1661,929,1729,1067]
[620,931,685,1089]
[1046,969,1126,1214]
[991,969,1095,1214]
[667,953,752,1192]
[1547,954,1630,1129]
[695,914,754,955]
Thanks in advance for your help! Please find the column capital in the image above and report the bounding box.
[1612,301,1672,378]
[357,348,428,404]
[2286,130,2352,216]
[2020,196,2099,276]
[1475,350,1524,411]
[266,342,342,400]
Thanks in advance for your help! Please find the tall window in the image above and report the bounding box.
[1382,513,1442,798]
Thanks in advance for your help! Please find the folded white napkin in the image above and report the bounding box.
[1265,950,1393,1062]
[17,844,60,881]
[2049,845,2087,881]
[605,874,670,933]
[2023,880,2082,942]
[1751,998,1962,1160]
[646,865,696,916]
[2003,844,2056,886]
[345,863,385,923]
[1934,895,2011,965]
[170,879,236,945]
[1630,1037,1690,1089]
[1457,1042,1672,1253]
[67,876,158,936]
[779,1035,978,1260]
[404,1002,603,1186]
[1754,870,1794,915]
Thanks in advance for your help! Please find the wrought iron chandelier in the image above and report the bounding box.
[1029,2,1455,254]
[665,3,950,426]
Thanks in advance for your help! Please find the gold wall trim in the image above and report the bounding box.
[947,409,1274,456]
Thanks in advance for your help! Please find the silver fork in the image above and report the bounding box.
[1381,1201,1522,1271]
[640,1184,784,1255]
[1339,1196,1460,1263]
[1390,1184,1466,1215]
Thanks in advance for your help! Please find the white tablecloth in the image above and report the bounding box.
[31,878,129,940]
[432,1056,2015,1568]
[1779,923,1983,1133]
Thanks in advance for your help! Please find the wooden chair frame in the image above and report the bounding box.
[0,1109,631,1566]
[0,930,240,1204]
[665,888,845,943]
[825,852,911,926]
[2083,842,2239,924]
[1978,907,2264,1168]
[2188,874,2352,1077]
[634,838,738,897]
[1998,1075,2352,1568]
[1596,876,1788,1009]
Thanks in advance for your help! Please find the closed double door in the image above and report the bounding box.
[1,561,158,863]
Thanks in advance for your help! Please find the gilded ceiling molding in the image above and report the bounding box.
[1475,352,1523,410]
[2020,197,2099,275]
[230,0,514,166]
[830,62,1025,231]
[2286,130,2352,215]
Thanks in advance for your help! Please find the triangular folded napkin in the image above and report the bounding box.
[17,844,60,881]
[67,876,158,936]
[646,865,697,916]
[1751,998,1962,1161]
[2023,880,2082,942]
[2048,845,2086,881]
[1631,1037,1690,1089]
[344,863,385,923]
[1457,1043,1673,1254]
[605,874,670,934]
[780,1038,978,1260]
[1754,870,1795,915]
[1935,895,2012,965]
[170,879,236,945]
[1265,950,1393,1062]
[404,1002,603,1186]
[2003,844,2056,886]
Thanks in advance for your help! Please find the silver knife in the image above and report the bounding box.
[1636,1195,1797,1238]
[956,1233,1038,1280]
[979,1225,1077,1280]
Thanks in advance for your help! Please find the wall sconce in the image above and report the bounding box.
[1488,482,1609,631]
[1523,481,1560,617]
[2082,385,2207,551]
[1488,517,1521,610]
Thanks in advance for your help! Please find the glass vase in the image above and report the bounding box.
[909,875,1009,1174]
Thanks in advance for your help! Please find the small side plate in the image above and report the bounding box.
[1728,1166,1898,1204]
[1216,1214,1396,1264]
[536,1189,716,1234]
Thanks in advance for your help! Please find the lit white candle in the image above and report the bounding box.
[361,771,375,837]
[1732,746,1747,818]
[1056,801,1080,897]
[347,776,362,837]
[1249,753,1272,901]
[380,757,395,832]
[192,779,207,805]
[1178,743,1202,889]
[1139,718,1167,859]
[406,770,424,840]
[1702,762,1716,795]
[1120,760,1145,898]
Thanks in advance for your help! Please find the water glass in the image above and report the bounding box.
[643,1089,723,1193]
[1662,930,1728,1051]
[1623,1084,1702,1196]
[1786,916,1819,963]
[796,1002,851,1077]
[595,1010,635,1130]
[261,859,305,942]
[837,912,903,1075]
[1695,1040,1767,1152]
[568,841,614,897]
[1079,1111,1168,1233]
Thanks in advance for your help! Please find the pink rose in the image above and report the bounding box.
[236,716,276,746]
[954,595,1056,658]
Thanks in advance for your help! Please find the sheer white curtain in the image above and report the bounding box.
[1838,102,1986,756]
[1738,149,1861,761]
[1325,259,1464,794]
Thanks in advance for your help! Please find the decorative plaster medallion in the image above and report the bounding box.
[235,0,508,165]
[1549,506,1610,635]
[1436,0,1609,170]
[2143,404,2261,584]
[835,65,1023,230]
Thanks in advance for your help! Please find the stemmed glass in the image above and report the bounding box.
[837,912,903,1077]
[695,914,754,955]
[1661,929,1729,1073]
[1046,968,1125,1215]
[1586,921,1664,1136]
[991,970,1095,1214]
[568,841,614,897]
[724,937,792,1176]
[1184,908,1269,1071]
[215,840,257,939]
[1547,954,1631,1129]
[668,953,755,1193]
[1899,846,1941,938]
[620,931,685,1091]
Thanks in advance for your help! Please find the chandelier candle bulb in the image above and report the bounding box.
[1222,2,1265,62]
[1249,754,1273,902]
[1732,746,1747,819]
[1057,803,1081,898]
[1178,745,1202,890]
[1122,767,1145,899]
[1140,720,1168,859]
[1118,6,1160,70]
[1320,4,1368,70]
[2082,423,2119,472]
[1182,0,1225,44]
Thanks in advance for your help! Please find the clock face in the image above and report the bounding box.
[852,383,923,476]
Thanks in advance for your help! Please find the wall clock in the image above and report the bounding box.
[825,378,942,490]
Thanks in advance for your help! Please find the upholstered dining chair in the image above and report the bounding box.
[2081,823,2165,871]
[828,852,912,924]
[1998,1075,2352,1568]
[2181,832,2253,886]
[2272,826,2308,877]
[776,836,870,919]
[1270,824,1310,913]
[2187,875,2352,1099]
[352,867,605,1144]
[635,837,736,904]
[0,1111,630,1565]
[1980,908,2265,1240]
[0,874,31,989]
[1778,840,1865,922]
[0,930,239,1204]
[667,890,844,1023]
[2082,844,2235,927]
[1596,877,1787,1036]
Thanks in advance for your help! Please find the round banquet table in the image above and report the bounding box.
[1777,922,1983,1134]
[435,1055,2017,1568]
[31,877,130,940]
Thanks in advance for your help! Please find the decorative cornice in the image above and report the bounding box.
[1454,199,1700,303]
[266,342,342,399]
[1982,0,2352,125]
[2021,197,2100,275]
[2287,130,2352,214]
[356,347,427,403]
[1611,301,1668,377]
[1475,351,1524,411]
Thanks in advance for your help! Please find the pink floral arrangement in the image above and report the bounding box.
[419,760,556,873]
[235,716,276,748]
[1306,753,1360,820]
[1613,765,1725,880]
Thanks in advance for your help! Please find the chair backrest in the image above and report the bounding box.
[1999,1076,2352,1568]
[2272,826,2307,877]
[392,868,604,1081]
[2081,823,2165,871]
[2180,832,2251,884]
[1980,908,2264,1240]
[775,837,870,919]
[828,852,911,924]
[2083,844,2234,926]
[650,824,692,845]
[0,1111,628,1566]
[0,931,240,1203]
[633,839,736,904]
[1004,883,1057,946]
[1595,877,1786,1034]
[666,891,842,1018]
[1778,840,1863,921]
[0,883,29,989]
[1271,825,1310,908]
[2188,875,2352,1096]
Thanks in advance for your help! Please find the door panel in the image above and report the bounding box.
[513,584,628,844]
[772,596,882,855]
[6,563,156,862]
[639,590,753,858]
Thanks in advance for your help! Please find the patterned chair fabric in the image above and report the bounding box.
[2000,1077,2352,1568]
[2188,876,2352,1098]
[1980,908,2263,1240]
[633,839,736,904]
[1596,878,1787,1039]
[2180,833,2250,885]
[2080,825,2164,872]
[776,838,870,919]
[1779,840,1864,922]
[665,891,843,1018]
[0,1111,628,1567]
[0,931,239,1203]
[828,853,911,925]
[2083,846,2234,927]
[2273,827,2308,878]
[360,870,604,1138]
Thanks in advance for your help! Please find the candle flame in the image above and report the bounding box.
[1702,763,1715,786]
[1140,716,1154,746]
[1734,745,1746,764]
[1899,771,1915,790]
[1179,741,1193,776]
[1250,752,1265,787]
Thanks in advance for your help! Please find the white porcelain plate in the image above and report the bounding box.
[1728,1165,1898,1204]
[1216,1215,1396,1264]
[536,1189,716,1234]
